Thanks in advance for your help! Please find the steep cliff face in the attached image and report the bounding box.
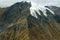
[0,1,60,40]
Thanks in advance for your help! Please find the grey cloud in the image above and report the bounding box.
[0,0,60,7]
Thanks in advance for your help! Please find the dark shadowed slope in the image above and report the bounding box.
[45,6,60,23]
[0,8,8,27]
[0,8,7,15]
[1,1,31,23]
[0,1,60,40]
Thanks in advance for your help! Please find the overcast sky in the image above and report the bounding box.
[0,0,60,7]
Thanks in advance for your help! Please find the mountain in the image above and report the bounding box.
[0,1,60,40]
[1,1,31,23]
[0,7,8,27]
[45,6,60,15]
[45,6,60,23]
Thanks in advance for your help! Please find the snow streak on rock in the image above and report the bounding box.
[30,2,55,18]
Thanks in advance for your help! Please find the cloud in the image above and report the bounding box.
[0,0,60,7]
[0,0,3,2]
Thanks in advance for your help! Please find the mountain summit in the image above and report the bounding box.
[2,1,31,23]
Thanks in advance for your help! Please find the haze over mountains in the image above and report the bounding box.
[0,1,60,40]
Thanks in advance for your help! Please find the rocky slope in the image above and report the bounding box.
[0,1,60,40]
[45,6,60,23]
